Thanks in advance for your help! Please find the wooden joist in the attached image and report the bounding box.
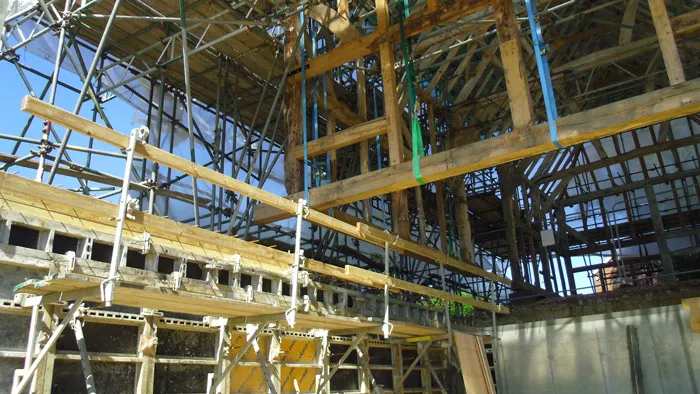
[294,118,387,160]
[253,78,700,222]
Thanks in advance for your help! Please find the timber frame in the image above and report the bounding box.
[2,0,700,392]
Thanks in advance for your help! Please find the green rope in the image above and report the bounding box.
[397,0,426,185]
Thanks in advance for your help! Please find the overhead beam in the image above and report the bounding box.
[254,79,700,222]
[648,0,686,85]
[289,0,491,82]
[294,118,387,160]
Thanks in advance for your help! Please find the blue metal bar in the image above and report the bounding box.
[524,0,563,149]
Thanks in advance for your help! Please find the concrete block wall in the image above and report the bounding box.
[495,305,700,394]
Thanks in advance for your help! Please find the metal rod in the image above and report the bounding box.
[47,0,123,184]
[103,127,143,307]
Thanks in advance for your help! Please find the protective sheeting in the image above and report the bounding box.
[10,13,287,224]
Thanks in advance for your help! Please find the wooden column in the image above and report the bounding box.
[649,0,685,85]
[447,116,475,264]
[418,342,433,394]
[429,105,449,253]
[555,208,577,295]
[376,0,411,238]
[326,115,337,181]
[135,313,157,394]
[284,16,304,194]
[357,57,371,222]
[391,343,405,394]
[493,0,535,129]
[34,305,57,394]
[268,330,282,393]
[498,165,523,284]
[645,184,675,282]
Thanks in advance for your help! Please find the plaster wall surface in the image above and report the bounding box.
[496,305,700,394]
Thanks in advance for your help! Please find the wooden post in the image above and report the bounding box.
[376,0,411,238]
[268,330,282,393]
[357,337,371,393]
[429,105,449,254]
[391,343,404,394]
[648,0,686,85]
[493,0,535,129]
[33,305,56,394]
[418,342,433,394]
[645,184,675,282]
[447,116,476,263]
[284,15,304,194]
[326,114,337,181]
[556,209,577,295]
[135,313,157,394]
[315,331,330,394]
[498,165,523,284]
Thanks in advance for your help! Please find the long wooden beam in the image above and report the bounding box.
[289,0,490,82]
[294,118,387,160]
[254,78,700,221]
[20,96,511,288]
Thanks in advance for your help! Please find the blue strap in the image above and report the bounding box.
[525,0,564,149]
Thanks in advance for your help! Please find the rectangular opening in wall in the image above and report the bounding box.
[52,233,78,255]
[186,262,203,279]
[218,269,229,285]
[8,225,39,249]
[158,256,175,274]
[262,278,272,292]
[300,286,308,297]
[282,282,290,296]
[240,273,252,288]
[91,242,113,263]
[316,289,325,302]
[126,249,145,269]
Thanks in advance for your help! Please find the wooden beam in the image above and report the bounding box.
[294,118,387,160]
[376,0,410,238]
[254,79,700,221]
[344,266,508,313]
[493,0,535,128]
[290,0,491,82]
[20,97,511,289]
[619,0,639,45]
[649,0,686,85]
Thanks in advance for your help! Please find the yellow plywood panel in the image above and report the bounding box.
[453,332,495,394]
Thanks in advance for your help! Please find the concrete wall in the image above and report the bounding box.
[495,305,700,394]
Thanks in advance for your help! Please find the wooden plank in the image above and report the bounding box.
[294,118,387,160]
[649,0,686,85]
[289,0,491,82]
[453,332,496,394]
[254,79,700,221]
[682,297,700,333]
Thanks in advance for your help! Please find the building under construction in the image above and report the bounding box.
[0,0,699,392]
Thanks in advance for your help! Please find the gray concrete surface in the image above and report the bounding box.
[495,305,700,394]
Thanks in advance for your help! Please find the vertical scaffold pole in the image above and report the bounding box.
[103,126,148,307]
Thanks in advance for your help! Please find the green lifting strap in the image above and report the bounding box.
[397,0,426,185]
